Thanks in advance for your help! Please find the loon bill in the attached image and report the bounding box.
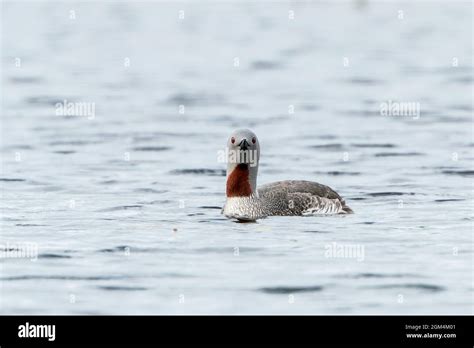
[222,129,353,221]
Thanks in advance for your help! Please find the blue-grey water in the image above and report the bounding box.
[1,1,472,314]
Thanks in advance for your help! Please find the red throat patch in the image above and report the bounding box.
[226,164,252,197]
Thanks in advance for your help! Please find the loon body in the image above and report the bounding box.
[222,129,353,221]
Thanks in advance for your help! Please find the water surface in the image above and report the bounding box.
[1,1,472,314]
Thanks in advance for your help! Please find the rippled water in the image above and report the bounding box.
[1,1,472,314]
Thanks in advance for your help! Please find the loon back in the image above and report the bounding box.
[257,180,353,216]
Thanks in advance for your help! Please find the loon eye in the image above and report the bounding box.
[231,137,235,144]
[252,137,256,144]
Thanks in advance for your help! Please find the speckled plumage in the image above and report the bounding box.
[258,180,352,216]
[222,129,353,221]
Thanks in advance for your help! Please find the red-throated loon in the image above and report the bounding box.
[222,129,353,221]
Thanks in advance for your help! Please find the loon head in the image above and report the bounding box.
[226,129,260,198]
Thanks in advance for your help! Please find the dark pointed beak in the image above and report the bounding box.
[238,139,250,150]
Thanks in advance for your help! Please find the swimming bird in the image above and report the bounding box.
[222,129,353,221]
